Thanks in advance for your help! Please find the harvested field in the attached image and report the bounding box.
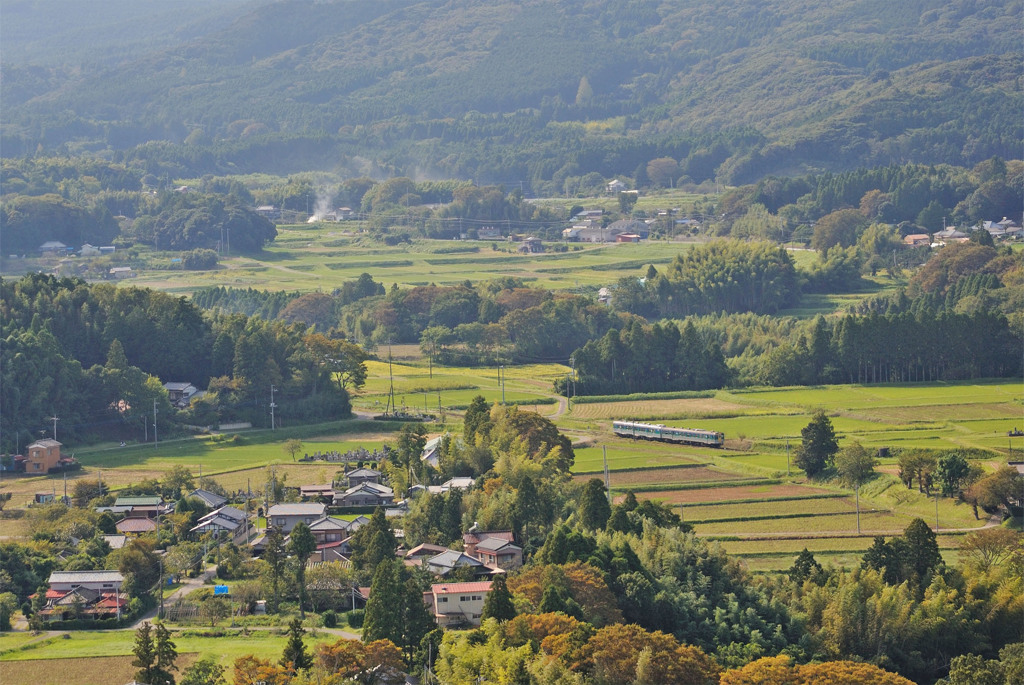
[693,509,917,536]
[571,398,749,420]
[595,466,751,487]
[682,497,859,522]
[0,654,197,685]
[717,534,963,556]
[636,484,835,504]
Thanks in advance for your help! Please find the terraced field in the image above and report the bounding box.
[567,379,1020,571]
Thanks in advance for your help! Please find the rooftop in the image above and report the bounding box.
[431,581,493,594]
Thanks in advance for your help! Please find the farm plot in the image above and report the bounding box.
[692,509,918,536]
[572,444,704,473]
[569,397,750,420]
[680,497,859,523]
[635,483,836,504]
[0,655,149,685]
[717,534,963,557]
[594,466,757,488]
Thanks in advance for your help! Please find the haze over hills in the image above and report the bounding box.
[1,0,1020,187]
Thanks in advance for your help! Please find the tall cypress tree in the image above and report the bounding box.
[280,617,312,672]
[363,558,405,645]
[481,574,516,622]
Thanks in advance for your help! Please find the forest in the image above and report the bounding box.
[2,1,1021,187]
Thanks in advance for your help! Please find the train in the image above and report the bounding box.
[612,420,724,448]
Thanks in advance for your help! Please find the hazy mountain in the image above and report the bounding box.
[2,0,1019,185]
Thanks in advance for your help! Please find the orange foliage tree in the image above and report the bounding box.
[500,612,582,648]
[508,561,623,626]
[232,655,292,685]
[571,623,720,685]
[313,638,404,684]
[721,655,915,685]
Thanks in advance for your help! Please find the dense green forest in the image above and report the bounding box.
[2,0,1021,186]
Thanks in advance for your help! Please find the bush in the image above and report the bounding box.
[347,609,364,628]
[321,610,337,628]
[182,248,219,270]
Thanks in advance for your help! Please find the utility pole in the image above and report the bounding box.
[153,400,158,448]
[499,365,505,404]
[270,385,277,430]
[47,415,59,441]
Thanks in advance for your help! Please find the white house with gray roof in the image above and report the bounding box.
[267,503,326,532]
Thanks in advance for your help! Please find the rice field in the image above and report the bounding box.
[692,509,918,536]
[569,397,750,420]
[633,483,835,504]
[679,496,859,522]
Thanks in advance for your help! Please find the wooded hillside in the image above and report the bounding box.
[2,0,1019,187]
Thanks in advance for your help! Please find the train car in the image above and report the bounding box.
[612,420,724,447]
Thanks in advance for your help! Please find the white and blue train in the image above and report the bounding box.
[612,420,724,447]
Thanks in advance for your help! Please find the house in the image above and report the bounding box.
[606,219,649,239]
[191,506,247,537]
[405,543,449,564]
[421,435,446,469]
[80,244,101,257]
[424,580,493,628]
[256,206,281,220]
[300,484,336,502]
[308,516,351,545]
[24,439,62,474]
[113,495,167,518]
[40,241,69,256]
[472,537,523,571]
[463,529,516,558]
[572,209,604,221]
[336,207,355,220]
[116,516,157,536]
[38,571,128,622]
[933,227,967,241]
[424,550,491,578]
[518,237,544,253]
[188,488,227,509]
[310,541,352,564]
[163,382,198,408]
[478,226,502,240]
[102,534,128,550]
[345,467,383,487]
[441,477,475,492]
[333,482,395,507]
[903,234,930,247]
[606,179,627,194]
[267,503,326,533]
[109,266,134,279]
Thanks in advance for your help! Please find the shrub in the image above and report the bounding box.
[322,610,337,628]
[347,609,365,628]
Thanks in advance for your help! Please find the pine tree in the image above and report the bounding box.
[794,410,839,477]
[481,573,516,622]
[280,617,312,672]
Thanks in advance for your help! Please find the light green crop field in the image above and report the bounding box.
[680,497,860,522]
[126,235,698,294]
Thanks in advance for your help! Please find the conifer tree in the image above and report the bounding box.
[280,617,312,672]
[481,573,516,622]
